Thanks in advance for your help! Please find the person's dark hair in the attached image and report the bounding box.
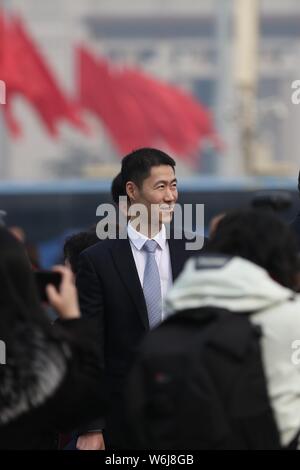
[251,191,292,212]
[0,228,57,344]
[25,242,41,269]
[111,172,126,204]
[121,147,176,189]
[63,230,99,274]
[208,209,299,290]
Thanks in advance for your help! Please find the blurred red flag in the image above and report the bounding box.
[78,46,219,164]
[0,12,88,137]
[120,68,202,161]
[0,12,23,135]
[121,68,222,161]
[78,47,153,153]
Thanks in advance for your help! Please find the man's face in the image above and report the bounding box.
[128,165,178,227]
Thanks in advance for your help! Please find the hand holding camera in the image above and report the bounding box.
[35,266,80,320]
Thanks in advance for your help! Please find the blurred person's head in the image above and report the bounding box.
[111,172,126,205]
[0,228,80,426]
[8,226,40,269]
[208,209,299,290]
[25,243,41,270]
[9,226,26,243]
[0,228,55,343]
[63,230,99,275]
[209,212,226,238]
[121,147,177,234]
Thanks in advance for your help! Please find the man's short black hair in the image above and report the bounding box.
[121,147,176,188]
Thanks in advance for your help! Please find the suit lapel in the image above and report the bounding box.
[110,238,149,329]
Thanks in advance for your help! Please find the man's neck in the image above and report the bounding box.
[129,218,162,239]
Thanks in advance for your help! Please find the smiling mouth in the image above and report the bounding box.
[159,205,175,212]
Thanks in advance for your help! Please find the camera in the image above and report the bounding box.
[34,270,62,302]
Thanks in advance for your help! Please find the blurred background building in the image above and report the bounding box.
[1,0,300,181]
[2,0,300,264]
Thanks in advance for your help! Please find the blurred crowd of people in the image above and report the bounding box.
[1,148,300,450]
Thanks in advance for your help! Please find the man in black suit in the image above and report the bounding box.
[75,148,205,449]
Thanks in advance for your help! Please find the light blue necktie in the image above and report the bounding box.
[142,240,162,329]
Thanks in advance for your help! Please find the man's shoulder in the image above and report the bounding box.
[80,235,129,259]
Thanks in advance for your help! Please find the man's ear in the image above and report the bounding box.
[126,181,137,202]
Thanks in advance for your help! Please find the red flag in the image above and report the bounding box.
[121,68,217,161]
[120,68,196,158]
[3,101,22,136]
[0,12,22,135]
[78,45,219,164]
[78,47,153,153]
[0,13,88,137]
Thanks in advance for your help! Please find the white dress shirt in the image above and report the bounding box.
[127,222,173,321]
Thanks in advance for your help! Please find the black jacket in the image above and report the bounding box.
[125,307,281,450]
[76,232,205,447]
[0,319,106,450]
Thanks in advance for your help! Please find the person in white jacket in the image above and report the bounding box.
[165,209,300,449]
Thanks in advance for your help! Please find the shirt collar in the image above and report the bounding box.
[127,221,166,251]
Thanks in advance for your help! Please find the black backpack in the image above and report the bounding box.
[125,307,281,450]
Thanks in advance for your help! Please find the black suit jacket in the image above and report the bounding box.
[76,230,205,447]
